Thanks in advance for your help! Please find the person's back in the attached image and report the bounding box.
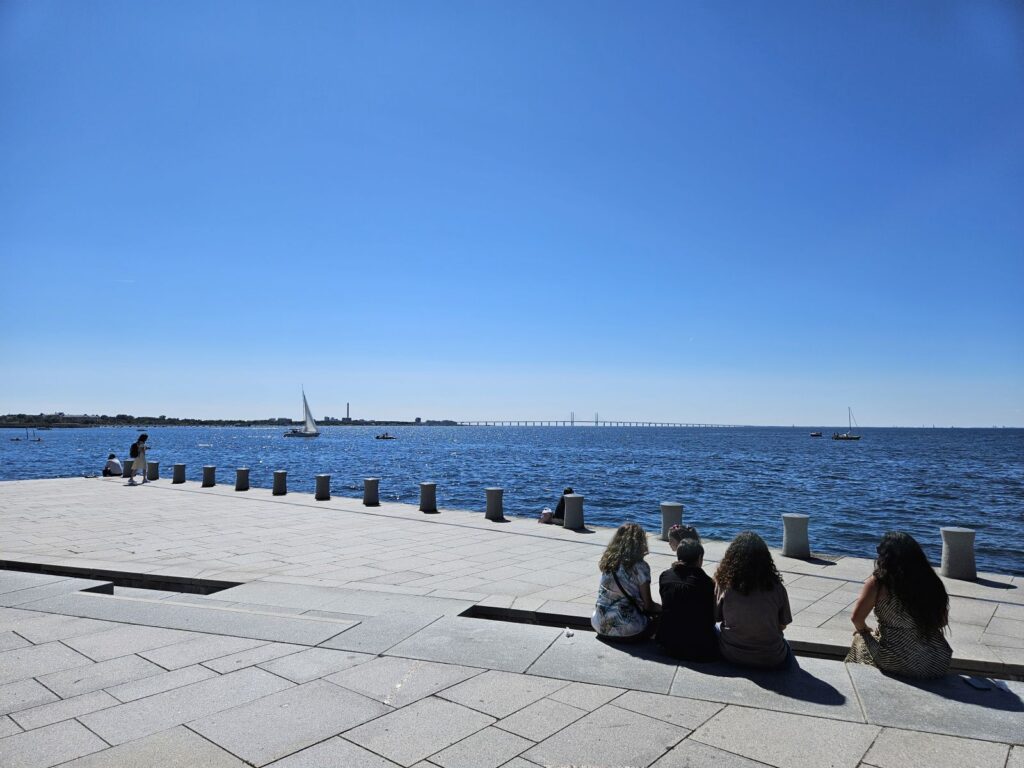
[102,454,122,477]
[657,538,718,661]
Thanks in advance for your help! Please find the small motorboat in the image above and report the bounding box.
[375,433,396,440]
[810,432,822,437]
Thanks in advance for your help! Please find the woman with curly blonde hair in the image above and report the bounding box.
[591,523,660,641]
[714,531,793,667]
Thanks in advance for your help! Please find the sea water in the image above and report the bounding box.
[2,425,1021,575]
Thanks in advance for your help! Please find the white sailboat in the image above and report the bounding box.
[832,407,861,441]
[284,390,320,438]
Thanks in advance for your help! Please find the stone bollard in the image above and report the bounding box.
[940,527,977,580]
[122,460,133,479]
[315,474,331,501]
[782,514,811,558]
[485,487,506,522]
[660,502,684,541]
[172,463,186,484]
[235,468,250,492]
[202,466,216,488]
[363,478,380,506]
[272,470,287,496]
[146,461,159,481]
[419,482,438,514]
[562,494,584,529]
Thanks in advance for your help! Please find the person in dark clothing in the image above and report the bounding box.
[657,537,719,661]
[550,487,574,525]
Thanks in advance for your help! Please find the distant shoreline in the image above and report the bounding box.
[0,417,459,429]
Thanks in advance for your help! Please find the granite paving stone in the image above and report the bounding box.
[523,703,688,768]
[80,666,294,744]
[10,689,119,730]
[202,641,305,673]
[0,714,21,737]
[191,679,391,766]
[650,740,773,768]
[0,631,30,652]
[326,656,482,708]
[264,736,403,767]
[847,664,1024,745]
[38,653,163,697]
[62,624,193,661]
[0,718,107,768]
[546,681,625,711]
[345,696,495,768]
[257,646,374,683]
[318,613,443,654]
[690,706,880,768]
[493,697,589,742]
[1008,746,1024,768]
[429,726,533,768]
[437,670,569,717]
[56,725,248,767]
[0,641,92,685]
[104,662,218,702]
[0,679,59,717]
[0,577,112,607]
[139,634,267,669]
[526,632,678,693]
[0,572,66,595]
[613,690,724,729]
[863,727,1010,768]
[5,614,114,644]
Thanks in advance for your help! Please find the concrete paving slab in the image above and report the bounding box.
[650,739,773,767]
[62,623,193,661]
[437,670,569,717]
[0,715,20,737]
[0,631,29,652]
[0,679,58,717]
[0,572,67,595]
[523,703,687,768]
[1009,746,1024,768]
[57,725,248,767]
[345,696,495,768]
[0,577,112,608]
[690,705,880,768]
[326,656,482,708]
[264,736,403,767]
[0,718,106,768]
[191,679,391,767]
[493,697,588,742]
[104,663,217,702]
[526,632,678,694]
[139,634,266,669]
[318,613,442,654]
[863,727,1010,768]
[847,664,1024,745]
[1,613,115,644]
[80,666,294,745]
[37,653,163,697]
[0,641,92,685]
[547,681,625,711]
[387,616,560,673]
[613,690,724,729]
[429,725,533,768]
[202,641,305,673]
[258,647,374,683]
[9,689,118,730]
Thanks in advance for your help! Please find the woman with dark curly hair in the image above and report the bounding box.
[845,531,951,678]
[714,531,793,667]
[592,523,661,641]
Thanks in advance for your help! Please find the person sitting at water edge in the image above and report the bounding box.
[102,453,122,477]
[657,535,719,661]
[592,522,661,642]
[667,523,700,555]
[845,531,951,678]
[715,531,793,668]
[549,487,574,525]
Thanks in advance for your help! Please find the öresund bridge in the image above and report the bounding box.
[457,413,744,428]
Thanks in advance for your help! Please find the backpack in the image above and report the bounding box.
[130,442,139,458]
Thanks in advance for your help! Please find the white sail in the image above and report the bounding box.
[302,392,319,434]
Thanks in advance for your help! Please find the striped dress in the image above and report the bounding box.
[845,592,951,678]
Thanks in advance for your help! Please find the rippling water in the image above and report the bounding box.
[2,425,1022,575]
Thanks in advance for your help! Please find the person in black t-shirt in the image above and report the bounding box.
[657,536,719,661]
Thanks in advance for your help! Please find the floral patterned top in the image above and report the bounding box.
[591,561,651,637]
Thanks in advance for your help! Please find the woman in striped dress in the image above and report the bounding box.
[845,531,951,678]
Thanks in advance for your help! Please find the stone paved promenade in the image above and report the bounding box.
[0,477,1021,767]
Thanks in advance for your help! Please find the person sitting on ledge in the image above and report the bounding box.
[667,523,700,555]
[102,453,122,477]
[592,522,661,642]
[657,535,719,661]
[715,531,793,668]
[550,487,574,526]
[845,531,951,678]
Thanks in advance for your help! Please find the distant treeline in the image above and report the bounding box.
[0,414,459,428]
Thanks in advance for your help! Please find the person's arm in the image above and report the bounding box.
[849,575,880,635]
[640,580,661,614]
[778,584,793,631]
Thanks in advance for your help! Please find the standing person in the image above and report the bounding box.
[128,433,149,485]
[715,531,793,668]
[102,453,122,477]
[592,522,660,641]
[550,487,574,526]
[657,535,719,661]
[845,531,951,678]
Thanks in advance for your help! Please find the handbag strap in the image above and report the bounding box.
[611,568,645,615]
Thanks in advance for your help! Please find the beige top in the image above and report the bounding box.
[716,581,792,668]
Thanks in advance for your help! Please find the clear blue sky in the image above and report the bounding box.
[2,1,1021,426]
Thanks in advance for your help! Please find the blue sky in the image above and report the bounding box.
[2,1,1021,426]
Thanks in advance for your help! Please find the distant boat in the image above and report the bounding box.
[375,432,396,440]
[832,408,861,441]
[284,390,320,438]
[810,432,822,437]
